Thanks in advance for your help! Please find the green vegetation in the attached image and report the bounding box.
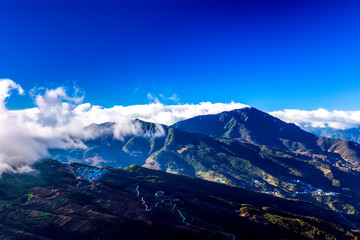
[27,192,34,201]
[0,172,46,200]
[239,205,356,240]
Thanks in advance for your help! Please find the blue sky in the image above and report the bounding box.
[1,0,360,111]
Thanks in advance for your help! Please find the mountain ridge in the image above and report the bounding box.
[174,108,360,170]
[50,111,360,217]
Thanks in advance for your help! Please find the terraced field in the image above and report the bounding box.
[0,159,358,239]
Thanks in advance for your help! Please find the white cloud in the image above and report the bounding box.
[270,109,360,130]
[34,87,83,126]
[0,79,24,110]
[0,79,249,173]
[0,79,47,173]
[147,92,160,104]
[168,93,179,102]
[147,92,180,103]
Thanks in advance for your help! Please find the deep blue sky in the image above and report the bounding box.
[1,0,360,111]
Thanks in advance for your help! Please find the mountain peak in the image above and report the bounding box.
[173,107,317,149]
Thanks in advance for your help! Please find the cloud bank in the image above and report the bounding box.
[0,79,248,173]
[270,109,360,130]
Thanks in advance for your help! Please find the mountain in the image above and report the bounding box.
[4,107,360,238]
[173,107,317,149]
[51,120,167,168]
[143,124,360,216]
[50,116,360,218]
[0,159,357,239]
[303,126,360,145]
[173,107,360,171]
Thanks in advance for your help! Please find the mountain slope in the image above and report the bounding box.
[51,118,360,216]
[173,108,360,171]
[0,159,357,240]
[51,120,168,168]
[143,126,360,215]
[173,107,317,149]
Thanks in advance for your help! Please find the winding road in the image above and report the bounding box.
[136,185,140,197]
[177,210,189,226]
[135,185,190,225]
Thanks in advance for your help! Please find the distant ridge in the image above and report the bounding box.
[303,125,360,144]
